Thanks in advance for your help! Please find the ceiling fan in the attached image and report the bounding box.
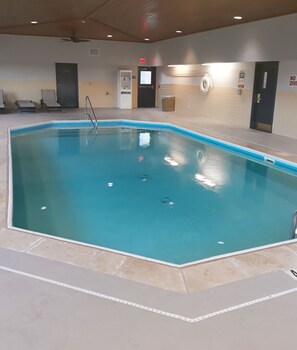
[61,33,90,43]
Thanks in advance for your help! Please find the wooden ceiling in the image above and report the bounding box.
[0,0,296,43]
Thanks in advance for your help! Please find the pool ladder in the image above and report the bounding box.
[291,211,297,239]
[85,96,98,129]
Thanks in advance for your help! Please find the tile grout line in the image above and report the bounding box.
[84,250,104,269]
[25,237,46,253]
[113,256,127,275]
[0,264,297,324]
[180,269,190,294]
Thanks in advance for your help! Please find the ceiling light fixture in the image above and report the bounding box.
[176,30,182,34]
[81,20,86,24]
[30,20,38,24]
[144,38,150,41]
[107,34,113,38]
[233,16,242,20]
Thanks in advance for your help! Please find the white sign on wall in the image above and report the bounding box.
[289,75,297,86]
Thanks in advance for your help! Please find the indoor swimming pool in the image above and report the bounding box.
[9,121,297,265]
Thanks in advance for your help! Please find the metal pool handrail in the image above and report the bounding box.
[291,211,297,239]
[85,96,98,129]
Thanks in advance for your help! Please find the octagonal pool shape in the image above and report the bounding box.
[8,120,297,265]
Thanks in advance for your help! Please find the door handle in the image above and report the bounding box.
[256,93,261,103]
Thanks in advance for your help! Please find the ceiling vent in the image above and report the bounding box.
[89,48,99,56]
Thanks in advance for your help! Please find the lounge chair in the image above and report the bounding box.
[16,100,36,113]
[41,89,62,111]
[0,89,6,113]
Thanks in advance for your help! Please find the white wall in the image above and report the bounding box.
[158,62,255,127]
[150,14,297,65]
[273,60,297,138]
[0,34,149,107]
[159,62,255,88]
[1,14,297,139]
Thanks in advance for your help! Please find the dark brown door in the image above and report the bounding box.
[137,67,156,107]
[250,62,279,132]
[55,63,79,108]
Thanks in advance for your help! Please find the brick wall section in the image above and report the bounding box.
[159,84,253,128]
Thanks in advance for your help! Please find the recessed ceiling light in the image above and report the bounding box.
[30,20,38,24]
[81,20,86,24]
[233,16,242,20]
[107,34,113,38]
[176,30,182,34]
[144,38,150,41]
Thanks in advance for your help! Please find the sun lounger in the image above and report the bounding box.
[0,89,6,113]
[41,89,62,111]
[16,100,36,113]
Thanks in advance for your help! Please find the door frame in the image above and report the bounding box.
[250,61,279,132]
[55,62,79,108]
[137,66,156,108]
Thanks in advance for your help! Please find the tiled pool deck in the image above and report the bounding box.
[1,108,297,293]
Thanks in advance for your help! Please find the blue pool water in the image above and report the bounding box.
[10,123,297,264]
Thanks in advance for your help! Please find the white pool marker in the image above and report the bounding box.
[41,206,47,211]
[140,175,148,182]
[169,201,174,206]
[108,182,113,187]
[217,241,224,245]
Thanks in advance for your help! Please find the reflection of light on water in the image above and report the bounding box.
[195,173,216,188]
[164,156,179,167]
[170,150,187,166]
[196,150,207,164]
[197,151,230,188]
[203,163,228,187]
[139,132,151,148]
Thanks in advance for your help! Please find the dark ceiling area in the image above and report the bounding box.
[0,0,297,43]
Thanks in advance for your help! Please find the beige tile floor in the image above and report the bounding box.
[1,107,297,293]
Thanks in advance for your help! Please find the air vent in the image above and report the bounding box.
[89,48,99,56]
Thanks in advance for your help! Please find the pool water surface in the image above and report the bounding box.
[10,122,297,264]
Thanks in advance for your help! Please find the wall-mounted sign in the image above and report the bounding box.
[289,75,297,86]
[238,70,245,95]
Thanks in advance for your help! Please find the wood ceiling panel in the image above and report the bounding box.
[0,0,107,28]
[0,19,141,42]
[91,0,297,41]
[0,0,296,42]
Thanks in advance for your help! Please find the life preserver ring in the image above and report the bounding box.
[200,73,213,94]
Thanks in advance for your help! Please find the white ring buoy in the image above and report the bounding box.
[200,73,213,94]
